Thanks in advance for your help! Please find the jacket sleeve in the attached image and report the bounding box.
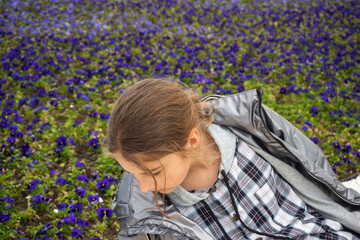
[260,104,337,178]
[259,103,360,207]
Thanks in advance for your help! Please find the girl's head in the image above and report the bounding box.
[106,78,214,215]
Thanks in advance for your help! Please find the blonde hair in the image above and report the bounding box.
[105,78,214,218]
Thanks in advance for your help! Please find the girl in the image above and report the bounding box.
[107,78,360,240]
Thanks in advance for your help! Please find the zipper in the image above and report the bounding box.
[303,167,360,206]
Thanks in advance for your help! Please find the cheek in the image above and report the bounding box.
[165,160,190,186]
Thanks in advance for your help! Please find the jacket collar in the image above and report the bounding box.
[167,123,236,207]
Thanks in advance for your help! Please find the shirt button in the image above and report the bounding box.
[211,185,217,193]
[232,213,239,222]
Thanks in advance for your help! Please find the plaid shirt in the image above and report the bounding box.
[176,137,359,240]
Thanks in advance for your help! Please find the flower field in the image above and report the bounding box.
[1,0,360,239]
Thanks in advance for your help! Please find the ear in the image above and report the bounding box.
[186,128,200,149]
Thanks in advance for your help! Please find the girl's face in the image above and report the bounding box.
[114,152,191,194]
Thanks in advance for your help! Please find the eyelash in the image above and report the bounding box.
[122,169,161,176]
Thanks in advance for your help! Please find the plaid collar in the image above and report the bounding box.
[167,124,236,207]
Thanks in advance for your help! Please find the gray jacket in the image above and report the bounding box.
[111,90,360,239]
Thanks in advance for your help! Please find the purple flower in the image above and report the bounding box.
[91,172,99,180]
[1,117,9,128]
[57,203,69,211]
[69,137,77,146]
[96,179,110,190]
[331,141,341,150]
[87,194,99,203]
[9,125,18,132]
[49,170,57,177]
[30,97,40,109]
[31,135,37,142]
[55,177,72,185]
[6,100,15,106]
[70,215,89,226]
[342,157,352,164]
[304,120,313,127]
[333,161,342,167]
[19,97,28,106]
[103,175,118,184]
[71,227,83,239]
[56,136,67,149]
[310,105,319,116]
[84,104,93,110]
[74,186,86,198]
[38,122,50,133]
[352,151,360,158]
[100,113,109,121]
[0,90,5,100]
[49,100,58,107]
[89,138,100,150]
[0,212,11,223]
[337,109,344,117]
[31,194,50,208]
[48,90,57,98]
[34,223,51,240]
[309,137,318,144]
[342,121,350,127]
[76,160,86,168]
[89,111,98,118]
[27,179,40,191]
[69,202,83,214]
[65,214,83,226]
[346,109,355,117]
[68,85,75,93]
[341,144,352,153]
[6,137,16,146]
[16,131,23,138]
[38,89,46,97]
[21,143,34,157]
[76,175,89,184]
[279,87,287,94]
[300,125,308,131]
[73,120,82,128]
[96,207,113,219]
